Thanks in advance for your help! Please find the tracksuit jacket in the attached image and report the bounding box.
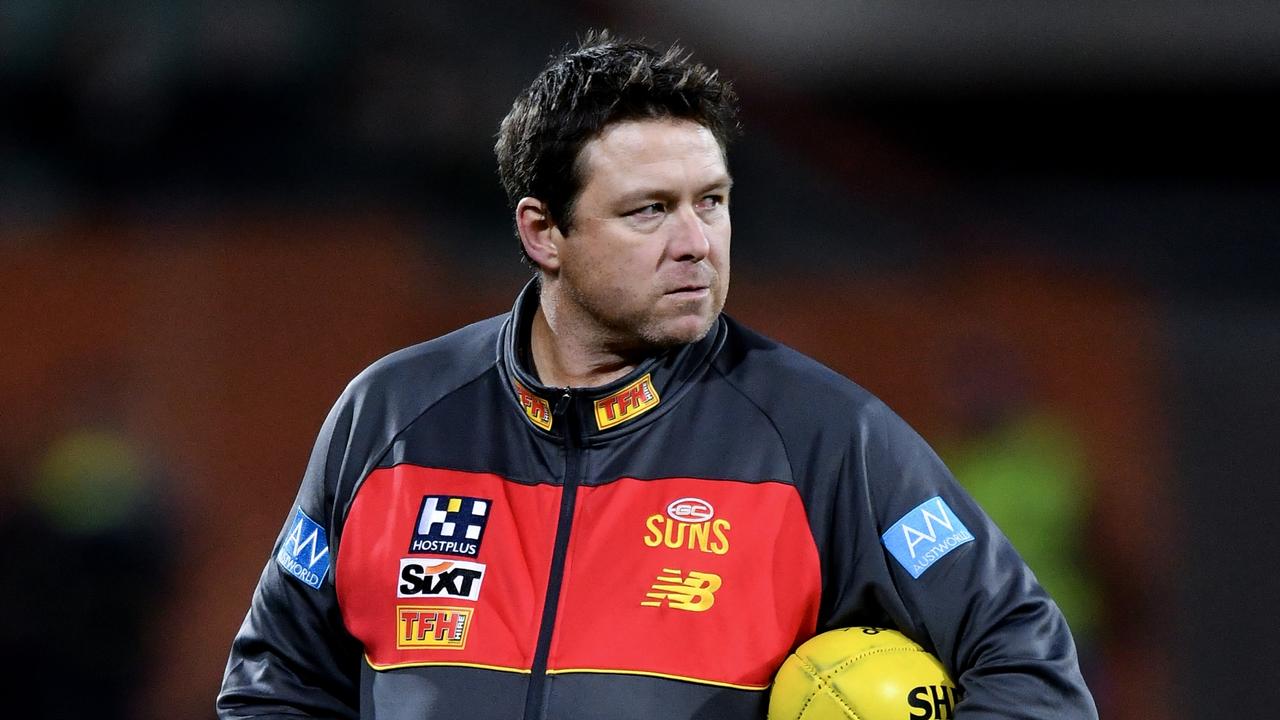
[218,281,1097,719]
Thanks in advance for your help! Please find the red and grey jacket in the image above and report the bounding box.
[218,281,1097,720]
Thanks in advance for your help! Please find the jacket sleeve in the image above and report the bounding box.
[217,392,365,719]
[828,400,1099,719]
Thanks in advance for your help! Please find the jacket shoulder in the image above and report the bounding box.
[338,313,506,423]
[714,315,886,429]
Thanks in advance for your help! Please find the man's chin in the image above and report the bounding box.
[645,313,718,348]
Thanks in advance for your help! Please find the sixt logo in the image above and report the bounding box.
[882,496,975,579]
[276,508,330,590]
[640,568,721,612]
[594,373,660,430]
[398,558,486,601]
[396,606,473,649]
[644,498,730,555]
[408,496,491,557]
[907,684,964,719]
[513,380,552,431]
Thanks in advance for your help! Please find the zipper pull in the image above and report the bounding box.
[553,389,572,417]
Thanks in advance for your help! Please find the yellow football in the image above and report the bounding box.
[768,627,962,720]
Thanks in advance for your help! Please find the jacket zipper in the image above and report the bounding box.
[523,390,579,719]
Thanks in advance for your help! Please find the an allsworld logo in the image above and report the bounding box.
[595,373,660,430]
[276,508,331,590]
[882,496,975,579]
[396,605,473,649]
[640,568,721,612]
[513,380,552,431]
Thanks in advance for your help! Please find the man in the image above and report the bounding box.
[218,33,1097,719]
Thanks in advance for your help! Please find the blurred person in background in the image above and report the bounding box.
[937,334,1100,658]
[937,328,1175,720]
[217,32,1096,719]
[0,403,174,719]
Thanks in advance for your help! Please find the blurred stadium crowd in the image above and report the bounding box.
[2,2,1278,718]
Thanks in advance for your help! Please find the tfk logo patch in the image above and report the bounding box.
[276,508,331,590]
[396,606,473,649]
[398,558,486,601]
[513,380,552,431]
[594,373,660,430]
[409,496,490,557]
[640,568,721,612]
[883,497,975,579]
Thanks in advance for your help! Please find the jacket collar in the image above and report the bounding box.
[498,279,724,440]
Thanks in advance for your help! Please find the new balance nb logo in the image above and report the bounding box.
[640,568,721,612]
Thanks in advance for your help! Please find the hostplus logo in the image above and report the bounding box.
[408,496,491,557]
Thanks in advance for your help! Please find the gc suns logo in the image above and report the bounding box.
[643,497,730,555]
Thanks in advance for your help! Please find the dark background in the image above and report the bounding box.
[2,2,1277,718]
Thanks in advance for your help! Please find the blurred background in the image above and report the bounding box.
[2,1,1278,717]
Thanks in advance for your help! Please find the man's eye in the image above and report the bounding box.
[630,203,665,217]
[698,195,726,210]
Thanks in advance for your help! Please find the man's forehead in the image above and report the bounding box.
[579,118,728,186]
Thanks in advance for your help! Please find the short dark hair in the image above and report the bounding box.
[495,30,740,262]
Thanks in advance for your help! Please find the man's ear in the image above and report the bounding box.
[516,197,562,272]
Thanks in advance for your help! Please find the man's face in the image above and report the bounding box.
[552,118,732,351]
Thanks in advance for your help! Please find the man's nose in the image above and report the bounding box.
[668,206,711,261]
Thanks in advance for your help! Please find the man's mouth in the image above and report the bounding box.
[665,285,710,299]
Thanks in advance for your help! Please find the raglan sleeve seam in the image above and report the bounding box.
[708,362,798,484]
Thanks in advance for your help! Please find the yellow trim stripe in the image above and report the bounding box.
[363,656,769,691]
[364,656,531,674]
[546,666,769,691]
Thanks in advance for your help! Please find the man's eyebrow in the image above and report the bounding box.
[701,176,734,194]
[615,176,734,205]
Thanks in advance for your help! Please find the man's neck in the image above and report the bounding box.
[529,295,642,389]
